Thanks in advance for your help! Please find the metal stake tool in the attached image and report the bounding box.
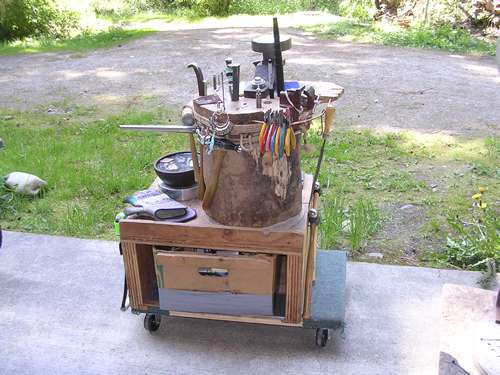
[220,72,226,111]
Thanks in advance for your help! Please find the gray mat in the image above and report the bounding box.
[303,250,347,329]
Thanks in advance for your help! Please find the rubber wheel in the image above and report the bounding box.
[144,313,161,333]
[315,328,329,347]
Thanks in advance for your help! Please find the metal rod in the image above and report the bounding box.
[187,63,206,96]
[273,17,285,95]
[268,58,274,99]
[256,88,262,108]
[229,63,240,101]
[220,72,225,110]
[120,125,195,133]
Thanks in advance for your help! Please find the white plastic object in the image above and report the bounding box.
[4,172,47,196]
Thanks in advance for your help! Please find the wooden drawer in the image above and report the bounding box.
[154,250,277,295]
[154,250,278,316]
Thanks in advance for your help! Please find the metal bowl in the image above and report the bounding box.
[154,151,195,188]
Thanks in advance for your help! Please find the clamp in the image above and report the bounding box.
[313,181,321,196]
[308,208,320,225]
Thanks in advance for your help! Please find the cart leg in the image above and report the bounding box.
[144,313,161,333]
[119,242,128,311]
[120,275,128,311]
[315,328,329,347]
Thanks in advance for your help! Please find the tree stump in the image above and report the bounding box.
[193,96,303,227]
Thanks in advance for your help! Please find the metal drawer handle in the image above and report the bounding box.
[198,267,229,277]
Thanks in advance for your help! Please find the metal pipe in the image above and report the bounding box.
[273,17,285,95]
[187,63,206,96]
[220,72,225,110]
[268,58,274,99]
[120,125,195,133]
[256,88,262,108]
[229,63,240,101]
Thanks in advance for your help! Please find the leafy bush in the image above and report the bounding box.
[376,24,496,54]
[228,0,339,15]
[193,0,232,16]
[0,0,79,41]
[305,20,496,55]
[91,0,162,16]
[338,0,374,21]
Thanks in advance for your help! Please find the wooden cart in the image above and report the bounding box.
[120,174,346,347]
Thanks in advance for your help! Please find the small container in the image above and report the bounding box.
[154,151,195,188]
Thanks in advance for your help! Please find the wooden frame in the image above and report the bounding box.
[121,175,318,325]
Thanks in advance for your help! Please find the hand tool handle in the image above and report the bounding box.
[189,133,202,184]
[181,106,194,126]
[123,206,144,216]
[202,150,226,210]
[324,105,335,137]
[198,145,206,200]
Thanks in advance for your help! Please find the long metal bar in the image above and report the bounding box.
[120,125,195,133]
[273,17,285,95]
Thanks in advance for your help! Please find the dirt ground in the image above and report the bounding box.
[0,27,499,138]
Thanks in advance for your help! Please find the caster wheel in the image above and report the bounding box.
[144,313,161,333]
[315,328,329,347]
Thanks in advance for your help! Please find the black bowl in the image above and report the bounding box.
[154,151,195,188]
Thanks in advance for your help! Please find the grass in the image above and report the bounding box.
[0,27,154,55]
[1,108,499,268]
[0,108,185,238]
[303,20,496,56]
[320,195,380,252]
[300,124,500,263]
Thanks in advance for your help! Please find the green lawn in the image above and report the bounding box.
[0,27,154,55]
[1,108,498,270]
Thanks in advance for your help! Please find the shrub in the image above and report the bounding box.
[91,0,160,16]
[229,0,338,15]
[338,0,374,21]
[0,0,79,41]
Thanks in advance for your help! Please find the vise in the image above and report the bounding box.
[244,31,291,99]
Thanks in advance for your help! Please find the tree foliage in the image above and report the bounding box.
[0,0,79,41]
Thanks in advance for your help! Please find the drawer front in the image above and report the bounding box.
[154,251,276,295]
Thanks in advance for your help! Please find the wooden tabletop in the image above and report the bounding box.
[120,174,314,255]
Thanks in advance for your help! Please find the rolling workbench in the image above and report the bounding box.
[120,174,346,347]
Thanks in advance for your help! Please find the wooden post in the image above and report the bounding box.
[121,241,143,310]
[285,255,303,323]
[302,190,320,320]
[121,242,157,310]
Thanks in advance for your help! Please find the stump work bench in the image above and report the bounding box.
[120,175,346,346]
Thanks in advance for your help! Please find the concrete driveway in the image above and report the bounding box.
[0,230,489,374]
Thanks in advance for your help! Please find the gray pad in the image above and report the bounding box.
[303,250,347,329]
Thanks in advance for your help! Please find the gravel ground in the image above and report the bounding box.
[0,26,499,137]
